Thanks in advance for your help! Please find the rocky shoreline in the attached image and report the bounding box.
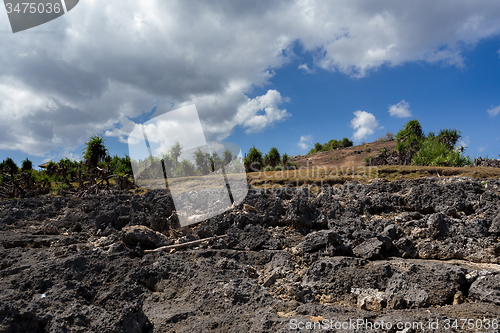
[1,176,500,332]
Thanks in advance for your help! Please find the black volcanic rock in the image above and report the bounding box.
[1,177,500,332]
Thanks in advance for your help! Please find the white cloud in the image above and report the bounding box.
[297,135,313,150]
[350,110,380,142]
[478,145,488,152]
[457,136,469,148]
[236,90,290,134]
[487,105,500,117]
[388,100,412,118]
[298,63,313,73]
[1,1,500,157]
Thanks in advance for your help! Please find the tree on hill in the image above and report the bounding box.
[21,158,33,171]
[395,119,424,152]
[169,141,183,163]
[223,148,234,165]
[2,158,18,180]
[244,146,263,172]
[194,149,211,175]
[265,147,280,168]
[281,153,290,167]
[82,134,109,184]
[83,135,109,169]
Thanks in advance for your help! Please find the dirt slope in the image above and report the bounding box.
[293,140,396,168]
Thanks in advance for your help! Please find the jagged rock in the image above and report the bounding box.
[352,237,384,259]
[1,216,17,225]
[382,224,404,241]
[469,274,500,305]
[122,225,173,249]
[385,274,429,309]
[351,288,387,311]
[489,211,500,235]
[0,178,500,332]
[295,230,349,254]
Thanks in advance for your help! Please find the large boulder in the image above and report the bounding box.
[469,274,500,305]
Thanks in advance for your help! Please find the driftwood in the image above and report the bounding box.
[144,235,227,253]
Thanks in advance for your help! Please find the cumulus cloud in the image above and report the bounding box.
[2,1,500,157]
[350,110,380,141]
[487,105,500,117]
[388,100,412,118]
[297,135,313,150]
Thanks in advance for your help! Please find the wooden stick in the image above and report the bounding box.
[144,235,227,253]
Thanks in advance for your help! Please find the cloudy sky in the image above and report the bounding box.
[1,0,500,166]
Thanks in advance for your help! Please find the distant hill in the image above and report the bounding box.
[292,140,396,168]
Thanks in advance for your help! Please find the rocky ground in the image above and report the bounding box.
[1,176,500,332]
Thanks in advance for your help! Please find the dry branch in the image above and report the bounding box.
[144,235,227,253]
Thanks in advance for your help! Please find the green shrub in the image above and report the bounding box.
[274,165,284,171]
[412,139,471,167]
[263,165,274,172]
[309,137,352,155]
[342,137,353,147]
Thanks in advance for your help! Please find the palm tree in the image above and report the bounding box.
[2,158,18,181]
[83,135,109,169]
[223,148,233,165]
[169,141,183,164]
[82,134,109,184]
[21,158,33,172]
[437,128,461,150]
[194,149,210,175]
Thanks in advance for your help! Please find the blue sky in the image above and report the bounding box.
[0,1,499,167]
[237,38,500,158]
